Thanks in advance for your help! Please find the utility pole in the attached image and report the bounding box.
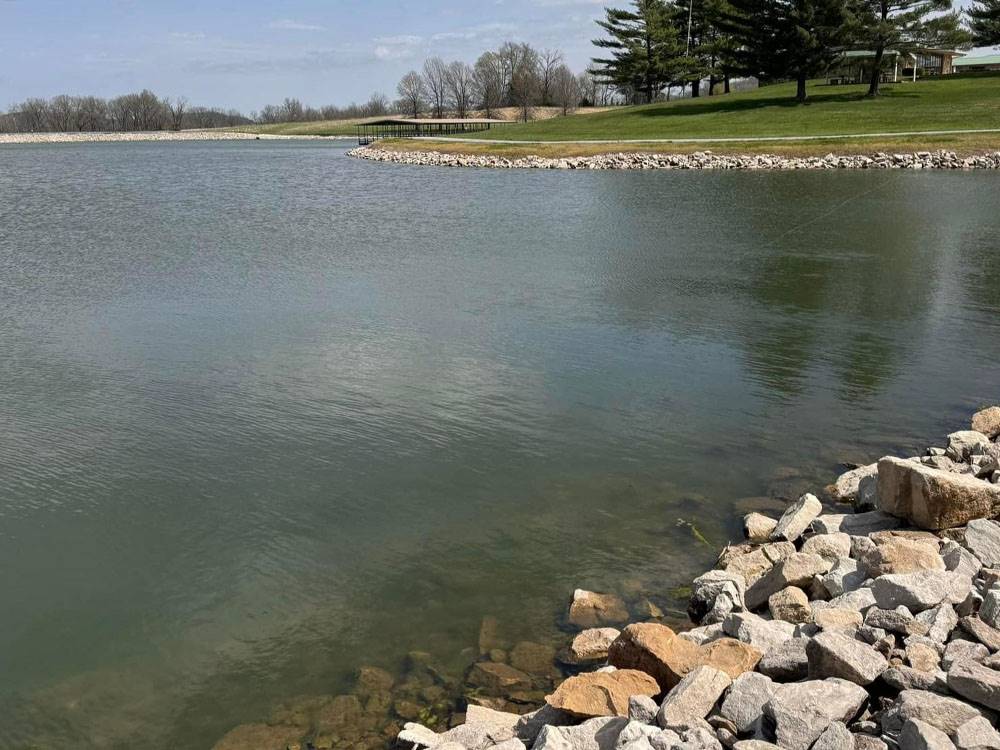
[686,0,694,55]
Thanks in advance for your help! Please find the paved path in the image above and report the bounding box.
[416,127,1000,146]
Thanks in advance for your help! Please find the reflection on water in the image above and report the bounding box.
[0,141,998,748]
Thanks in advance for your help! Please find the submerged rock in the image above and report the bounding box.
[568,590,629,628]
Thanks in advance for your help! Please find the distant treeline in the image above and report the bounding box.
[0,90,250,134]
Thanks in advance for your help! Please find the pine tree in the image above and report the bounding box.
[722,0,855,101]
[968,0,1000,45]
[592,0,687,103]
[853,0,969,97]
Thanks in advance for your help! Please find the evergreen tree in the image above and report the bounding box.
[722,0,855,101]
[592,0,687,103]
[681,0,741,96]
[968,0,1000,45]
[853,0,970,96]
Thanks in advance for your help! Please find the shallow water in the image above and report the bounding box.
[1,140,998,748]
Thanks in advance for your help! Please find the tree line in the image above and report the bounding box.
[393,42,614,122]
[591,0,995,103]
[0,90,252,134]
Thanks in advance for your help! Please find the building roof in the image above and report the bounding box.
[954,54,1000,67]
[358,118,508,126]
[843,50,902,58]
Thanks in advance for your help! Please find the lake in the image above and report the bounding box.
[1,140,998,749]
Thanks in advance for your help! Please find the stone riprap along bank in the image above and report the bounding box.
[348,146,1000,171]
[393,406,1000,750]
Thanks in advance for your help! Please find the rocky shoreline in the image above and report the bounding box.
[212,406,1000,750]
[390,407,1000,750]
[347,145,1000,171]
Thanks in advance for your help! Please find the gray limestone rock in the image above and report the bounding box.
[719,672,776,734]
[770,493,823,543]
[900,718,958,750]
[806,630,888,685]
[871,571,971,613]
[762,678,868,750]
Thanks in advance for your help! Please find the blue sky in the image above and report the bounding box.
[0,0,610,113]
[1,0,990,114]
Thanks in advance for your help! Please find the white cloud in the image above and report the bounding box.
[268,19,326,32]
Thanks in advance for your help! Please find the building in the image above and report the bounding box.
[953,54,1000,73]
[828,49,966,85]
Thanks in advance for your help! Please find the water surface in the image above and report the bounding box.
[1,141,998,748]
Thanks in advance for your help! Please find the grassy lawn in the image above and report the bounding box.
[446,75,1000,142]
[230,119,364,136]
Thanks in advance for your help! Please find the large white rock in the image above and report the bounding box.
[763,678,868,750]
[720,672,776,733]
[951,715,1000,749]
[900,718,958,750]
[963,519,1000,567]
[656,665,731,727]
[880,689,985,735]
[722,612,795,656]
[689,569,746,625]
[533,717,628,750]
[947,658,1000,711]
[770,493,823,542]
[877,456,1000,530]
[870,571,972,613]
[830,463,879,503]
[806,631,888,685]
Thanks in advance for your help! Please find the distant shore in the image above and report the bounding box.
[0,130,350,145]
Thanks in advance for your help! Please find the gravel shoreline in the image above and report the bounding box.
[348,144,1000,170]
[0,130,348,144]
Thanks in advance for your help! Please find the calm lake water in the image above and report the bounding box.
[1,140,999,748]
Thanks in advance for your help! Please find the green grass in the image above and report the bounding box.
[450,75,1000,142]
[230,119,363,136]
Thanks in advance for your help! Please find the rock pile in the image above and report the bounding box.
[347,146,1000,171]
[396,406,1000,750]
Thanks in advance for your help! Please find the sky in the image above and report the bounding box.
[1,0,992,114]
[0,0,612,113]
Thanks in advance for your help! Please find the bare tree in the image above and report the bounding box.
[510,65,540,122]
[472,51,506,117]
[538,49,565,106]
[281,97,304,122]
[445,61,475,118]
[363,92,390,116]
[166,97,187,131]
[46,95,76,132]
[551,65,580,115]
[396,71,427,118]
[422,57,449,118]
[497,42,540,107]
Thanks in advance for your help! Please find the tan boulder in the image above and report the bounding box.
[699,637,762,678]
[607,622,702,691]
[720,542,796,588]
[814,607,864,631]
[877,456,1000,530]
[769,587,812,624]
[568,589,629,628]
[972,406,1000,439]
[744,512,777,543]
[565,628,621,665]
[544,669,659,718]
[857,535,944,577]
[466,662,533,694]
